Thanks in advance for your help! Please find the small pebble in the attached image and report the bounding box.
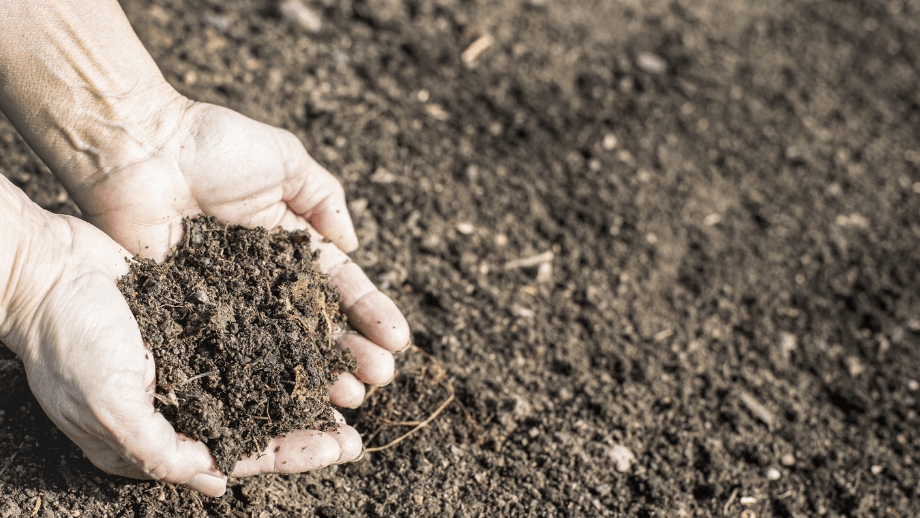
[608,444,636,473]
[703,213,722,226]
[636,52,667,75]
[766,467,781,480]
[190,290,209,304]
[203,13,232,31]
[456,222,475,234]
[602,133,618,150]
[908,379,919,391]
[780,332,797,351]
[871,465,883,475]
[740,496,757,505]
[279,0,323,33]
[781,453,796,466]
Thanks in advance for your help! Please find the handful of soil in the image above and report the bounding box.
[117,216,356,474]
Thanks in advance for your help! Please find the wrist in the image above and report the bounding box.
[0,0,190,209]
[39,82,191,205]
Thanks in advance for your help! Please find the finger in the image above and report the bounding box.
[328,371,365,408]
[102,400,223,494]
[229,430,342,478]
[278,131,359,252]
[305,228,410,352]
[185,472,229,497]
[330,410,363,463]
[338,331,395,386]
[60,273,224,496]
[227,217,409,353]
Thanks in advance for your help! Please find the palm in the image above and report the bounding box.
[11,215,360,496]
[80,103,354,261]
[72,102,408,411]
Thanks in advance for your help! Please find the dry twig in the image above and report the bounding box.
[503,251,554,270]
[162,369,219,390]
[365,345,455,453]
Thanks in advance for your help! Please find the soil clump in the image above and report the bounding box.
[117,216,355,475]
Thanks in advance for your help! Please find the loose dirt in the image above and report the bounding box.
[117,216,354,475]
[1,0,919,517]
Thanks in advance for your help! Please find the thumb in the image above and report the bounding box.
[116,408,227,496]
[96,348,226,496]
[76,344,227,496]
[278,130,359,253]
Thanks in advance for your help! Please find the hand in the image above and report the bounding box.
[68,99,409,407]
[0,181,363,497]
[0,0,406,491]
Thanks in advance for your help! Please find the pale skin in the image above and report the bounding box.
[0,0,410,497]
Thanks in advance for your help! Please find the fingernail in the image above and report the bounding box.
[392,340,411,356]
[186,473,226,498]
[377,372,396,387]
[349,446,366,463]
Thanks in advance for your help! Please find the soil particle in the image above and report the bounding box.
[117,216,355,474]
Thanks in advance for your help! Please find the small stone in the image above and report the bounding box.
[703,213,722,226]
[203,13,233,31]
[636,52,667,75]
[602,133,618,150]
[781,453,796,466]
[780,332,797,351]
[189,290,209,304]
[456,222,475,235]
[871,465,883,475]
[279,0,323,33]
[845,356,865,377]
[766,467,781,480]
[739,496,757,505]
[608,444,636,472]
[369,167,397,184]
[908,379,919,391]
[510,305,535,318]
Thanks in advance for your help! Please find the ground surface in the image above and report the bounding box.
[1,0,919,516]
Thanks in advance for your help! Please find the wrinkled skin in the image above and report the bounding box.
[1,0,409,497]
[0,101,410,497]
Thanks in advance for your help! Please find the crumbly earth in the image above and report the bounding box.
[117,215,355,475]
[1,0,920,517]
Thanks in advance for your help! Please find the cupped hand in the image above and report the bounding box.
[0,191,363,497]
[66,99,410,406]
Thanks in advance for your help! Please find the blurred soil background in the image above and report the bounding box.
[2,0,920,516]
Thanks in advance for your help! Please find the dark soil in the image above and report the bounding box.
[117,216,354,475]
[2,0,920,516]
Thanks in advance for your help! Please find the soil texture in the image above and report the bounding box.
[2,0,920,517]
[117,216,354,475]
